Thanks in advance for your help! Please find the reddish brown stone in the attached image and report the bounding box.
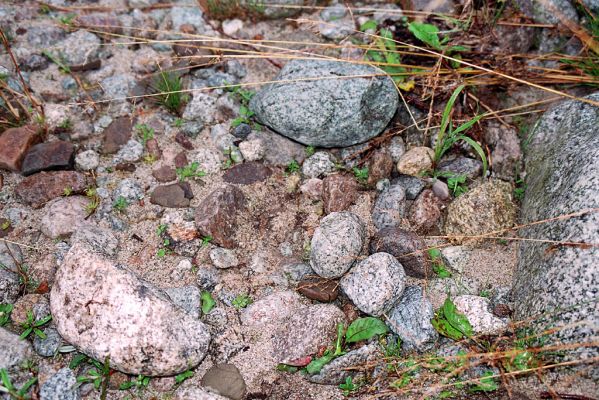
[21,140,75,176]
[101,117,135,154]
[152,165,177,182]
[0,125,41,172]
[175,132,194,150]
[322,174,358,214]
[367,148,394,185]
[409,189,444,233]
[150,183,193,208]
[298,277,338,302]
[222,162,272,185]
[145,138,162,160]
[195,185,247,249]
[369,227,432,278]
[174,151,188,168]
[115,163,136,172]
[15,171,89,209]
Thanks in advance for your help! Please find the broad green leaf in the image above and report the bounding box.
[408,22,442,51]
[69,354,88,369]
[359,20,377,32]
[175,370,194,384]
[305,351,335,374]
[345,317,389,343]
[442,298,473,337]
[431,316,464,340]
[428,248,442,259]
[201,291,216,315]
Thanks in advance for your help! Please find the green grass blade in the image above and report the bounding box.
[460,136,488,177]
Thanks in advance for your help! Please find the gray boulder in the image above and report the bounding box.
[386,286,437,352]
[512,92,599,370]
[250,60,398,147]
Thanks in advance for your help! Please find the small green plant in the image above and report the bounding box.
[58,118,73,131]
[469,371,498,392]
[305,146,315,157]
[38,3,51,14]
[433,85,487,176]
[339,376,359,396]
[446,174,468,197]
[135,124,155,147]
[19,311,52,340]
[58,13,77,27]
[41,50,70,73]
[201,235,213,247]
[0,368,37,400]
[113,196,129,212]
[176,162,206,181]
[85,187,100,215]
[153,71,187,113]
[428,248,452,278]
[1,220,11,231]
[119,375,150,390]
[232,105,255,127]
[361,25,411,88]
[389,358,420,389]
[352,166,369,183]
[514,176,526,201]
[156,224,167,236]
[226,84,260,128]
[62,186,73,196]
[431,297,473,340]
[408,22,467,68]
[175,370,194,384]
[232,294,253,309]
[173,118,184,128]
[479,289,490,298]
[201,291,216,314]
[0,304,13,326]
[285,160,300,174]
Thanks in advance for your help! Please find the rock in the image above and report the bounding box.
[281,261,313,282]
[372,184,406,230]
[512,93,599,367]
[21,140,75,176]
[0,267,19,304]
[322,174,358,214]
[386,286,438,352]
[0,125,41,172]
[71,223,119,259]
[201,364,247,400]
[146,138,162,160]
[175,131,194,150]
[367,148,394,185]
[318,16,355,40]
[432,179,450,200]
[33,327,62,357]
[301,178,324,200]
[222,18,243,35]
[297,276,339,302]
[11,294,51,326]
[0,240,23,273]
[392,175,426,200]
[484,122,522,180]
[15,171,89,209]
[340,253,406,316]
[165,286,202,319]
[54,30,101,69]
[114,179,144,203]
[50,242,211,375]
[232,123,251,139]
[302,152,337,178]
[75,150,100,171]
[409,189,444,233]
[310,212,366,278]
[308,343,379,384]
[40,196,89,239]
[222,161,272,184]
[77,14,122,35]
[183,92,217,124]
[514,0,578,24]
[396,147,434,176]
[209,247,239,269]
[101,117,135,154]
[40,367,80,400]
[195,185,247,248]
[437,157,483,180]
[174,387,229,400]
[439,246,471,274]
[175,151,189,168]
[272,304,345,363]
[388,136,406,163]
[238,138,265,161]
[242,291,305,332]
[250,60,398,147]
[252,129,306,166]
[152,165,177,182]
[445,180,516,240]
[150,183,193,208]
[369,227,432,278]
[454,295,508,335]
[114,139,144,163]
[189,148,222,174]
[0,328,33,370]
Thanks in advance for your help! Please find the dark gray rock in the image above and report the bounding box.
[308,343,379,384]
[33,327,62,357]
[512,92,599,371]
[310,212,366,278]
[392,175,426,200]
[340,252,406,317]
[387,286,438,352]
[437,157,482,180]
[40,367,80,400]
[371,184,406,230]
[281,261,313,282]
[250,60,398,147]
[369,227,432,278]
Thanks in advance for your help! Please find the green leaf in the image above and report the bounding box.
[276,363,299,373]
[460,136,488,177]
[1,368,15,390]
[442,298,473,338]
[119,381,134,390]
[69,354,89,369]
[175,370,194,384]
[345,317,389,343]
[408,22,443,51]
[305,351,335,374]
[431,316,464,340]
[428,248,442,260]
[469,371,498,392]
[34,328,46,339]
[201,291,216,315]
[334,323,345,356]
[18,376,37,396]
[19,327,33,340]
[0,303,13,326]
[359,20,378,32]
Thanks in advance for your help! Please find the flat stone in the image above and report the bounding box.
[445,180,516,241]
[75,150,100,171]
[15,171,89,208]
[340,252,406,316]
[0,327,33,370]
[241,291,305,332]
[300,178,323,200]
[194,185,247,248]
[33,327,62,357]
[21,140,75,176]
[165,285,202,319]
[322,174,358,214]
[297,276,339,302]
[0,125,41,172]
[250,60,398,148]
[101,116,135,154]
[152,165,177,182]
[150,183,193,208]
[397,147,434,176]
[387,286,438,352]
[437,157,483,180]
[222,161,272,184]
[209,247,239,269]
[50,240,211,375]
[201,364,247,400]
[310,212,366,278]
[40,196,89,239]
[409,189,444,233]
[369,227,432,278]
